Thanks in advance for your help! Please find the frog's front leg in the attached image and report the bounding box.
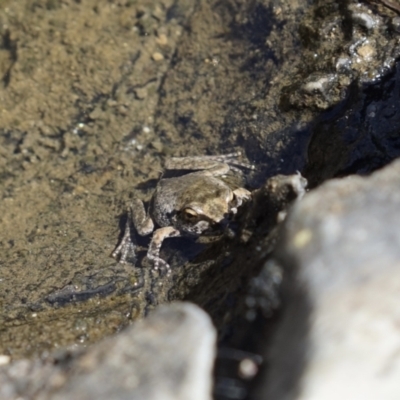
[147,226,180,274]
[130,198,154,236]
[230,187,252,214]
[112,198,154,263]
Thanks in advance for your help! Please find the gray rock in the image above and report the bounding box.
[255,159,400,400]
[0,302,216,400]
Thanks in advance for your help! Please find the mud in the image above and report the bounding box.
[0,0,311,358]
[0,0,195,357]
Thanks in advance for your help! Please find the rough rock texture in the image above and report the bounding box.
[300,0,400,185]
[254,158,400,400]
[0,302,216,400]
[287,0,400,111]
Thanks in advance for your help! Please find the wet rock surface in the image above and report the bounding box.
[253,159,400,400]
[287,0,400,110]
[0,302,216,400]
[297,0,400,185]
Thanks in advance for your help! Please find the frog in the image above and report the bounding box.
[112,152,254,274]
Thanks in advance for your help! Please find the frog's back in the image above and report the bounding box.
[150,175,190,227]
[151,173,230,227]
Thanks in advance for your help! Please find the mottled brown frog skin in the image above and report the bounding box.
[112,153,253,274]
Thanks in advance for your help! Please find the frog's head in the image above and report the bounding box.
[175,187,235,236]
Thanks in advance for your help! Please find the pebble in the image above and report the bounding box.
[152,52,164,61]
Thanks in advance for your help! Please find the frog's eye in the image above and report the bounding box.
[182,208,199,222]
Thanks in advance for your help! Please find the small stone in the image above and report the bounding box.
[392,16,400,33]
[238,358,259,379]
[134,87,147,99]
[156,33,168,46]
[357,44,375,60]
[150,139,163,152]
[89,106,102,120]
[152,52,164,61]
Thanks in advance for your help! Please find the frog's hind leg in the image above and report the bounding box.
[147,226,180,275]
[112,208,137,263]
[203,152,255,171]
[164,152,254,173]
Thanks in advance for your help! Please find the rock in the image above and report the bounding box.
[300,0,400,185]
[0,302,216,400]
[255,159,400,399]
[288,0,400,111]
